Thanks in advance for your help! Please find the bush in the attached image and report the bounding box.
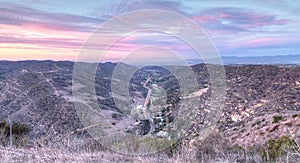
[272,115,283,123]
[292,114,300,118]
[0,121,30,136]
[0,120,30,147]
[261,136,299,161]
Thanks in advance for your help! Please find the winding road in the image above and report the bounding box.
[142,77,155,135]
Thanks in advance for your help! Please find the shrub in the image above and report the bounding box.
[11,122,31,135]
[272,115,283,123]
[292,114,300,118]
[0,121,30,136]
[0,120,30,147]
[111,113,117,119]
[261,136,299,161]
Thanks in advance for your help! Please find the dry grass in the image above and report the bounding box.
[0,131,299,162]
[0,146,191,163]
[0,143,299,162]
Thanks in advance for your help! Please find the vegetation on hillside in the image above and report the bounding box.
[0,120,30,147]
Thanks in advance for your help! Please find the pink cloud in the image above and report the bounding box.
[192,15,216,23]
[228,37,296,49]
[242,19,292,29]
[218,13,232,19]
[191,7,293,34]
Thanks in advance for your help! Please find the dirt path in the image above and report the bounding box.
[142,77,155,135]
[38,72,60,96]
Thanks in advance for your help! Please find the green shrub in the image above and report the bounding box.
[0,121,30,136]
[11,122,31,135]
[272,115,283,123]
[0,120,30,147]
[292,114,299,118]
[0,121,7,128]
[261,136,298,161]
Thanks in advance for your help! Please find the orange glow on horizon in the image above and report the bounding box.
[0,23,91,61]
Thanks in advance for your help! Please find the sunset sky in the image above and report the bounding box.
[0,0,300,62]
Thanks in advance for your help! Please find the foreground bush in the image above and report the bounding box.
[0,120,30,147]
[0,129,299,162]
[192,131,300,162]
[261,135,300,161]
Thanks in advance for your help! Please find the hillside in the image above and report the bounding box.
[0,61,299,150]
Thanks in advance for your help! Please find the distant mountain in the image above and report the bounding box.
[187,54,300,65]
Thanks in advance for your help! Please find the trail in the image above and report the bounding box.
[142,77,155,135]
[53,63,62,71]
[38,72,60,96]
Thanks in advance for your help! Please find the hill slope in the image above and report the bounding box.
[0,61,299,147]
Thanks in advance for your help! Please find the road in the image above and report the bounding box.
[38,72,60,96]
[142,77,155,135]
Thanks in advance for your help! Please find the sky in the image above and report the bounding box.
[0,0,300,63]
